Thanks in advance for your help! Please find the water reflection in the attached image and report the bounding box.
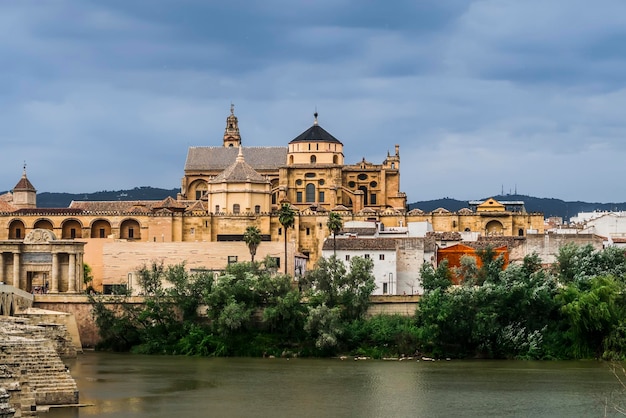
[46,353,624,418]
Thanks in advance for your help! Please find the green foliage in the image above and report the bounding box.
[416,255,560,359]
[304,255,376,321]
[344,315,419,358]
[243,226,262,262]
[420,260,453,291]
[327,212,343,255]
[558,275,626,358]
[304,304,343,353]
[83,263,95,293]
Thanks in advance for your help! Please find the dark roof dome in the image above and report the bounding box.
[289,113,342,144]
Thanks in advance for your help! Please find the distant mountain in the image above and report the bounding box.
[34,187,179,208]
[409,194,626,221]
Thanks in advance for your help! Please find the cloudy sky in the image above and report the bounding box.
[2,0,626,203]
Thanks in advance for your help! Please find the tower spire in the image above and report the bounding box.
[223,103,242,148]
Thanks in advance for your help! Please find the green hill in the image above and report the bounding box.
[33,187,179,208]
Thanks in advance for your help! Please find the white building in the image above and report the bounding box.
[321,236,434,295]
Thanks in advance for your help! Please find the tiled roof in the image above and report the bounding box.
[13,173,36,192]
[426,231,462,241]
[289,124,342,144]
[185,201,206,213]
[0,192,12,202]
[0,200,16,212]
[343,227,377,236]
[185,146,287,171]
[323,237,397,251]
[156,196,187,210]
[209,149,269,184]
[69,200,162,212]
[13,208,83,215]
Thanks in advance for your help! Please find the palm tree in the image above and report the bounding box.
[327,212,343,256]
[278,203,296,275]
[243,226,262,263]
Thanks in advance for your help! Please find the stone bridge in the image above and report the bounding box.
[0,284,33,316]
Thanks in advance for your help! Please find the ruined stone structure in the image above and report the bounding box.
[0,316,78,416]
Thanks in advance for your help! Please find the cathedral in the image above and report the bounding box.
[179,105,406,214]
[0,106,543,293]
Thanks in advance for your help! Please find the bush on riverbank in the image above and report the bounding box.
[90,244,626,360]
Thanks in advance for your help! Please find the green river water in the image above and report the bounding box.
[45,352,626,417]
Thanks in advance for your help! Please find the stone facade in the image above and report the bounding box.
[0,108,545,291]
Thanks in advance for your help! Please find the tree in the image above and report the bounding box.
[326,212,343,256]
[305,255,376,321]
[278,203,296,275]
[243,226,262,262]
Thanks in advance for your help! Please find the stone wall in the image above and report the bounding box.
[0,317,79,416]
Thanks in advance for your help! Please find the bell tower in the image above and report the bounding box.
[223,103,242,148]
[12,163,37,209]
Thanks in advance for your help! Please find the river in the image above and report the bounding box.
[45,352,625,417]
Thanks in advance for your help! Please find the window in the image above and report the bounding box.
[16,229,21,239]
[215,205,220,213]
[370,181,378,188]
[306,227,310,235]
[296,179,302,186]
[196,190,203,200]
[383,283,388,295]
[310,155,317,164]
[279,227,282,236]
[319,191,324,202]
[379,254,385,260]
[70,228,76,239]
[358,173,368,180]
[345,255,350,261]
[273,257,281,268]
[190,228,195,235]
[364,254,370,259]
[228,256,238,264]
[255,205,261,214]
[128,228,134,239]
[99,228,105,238]
[319,179,325,185]
[297,192,303,202]
[370,194,376,205]
[348,181,356,188]
[103,284,128,295]
[233,204,240,214]
[391,163,395,169]
[306,183,315,202]
[305,172,316,178]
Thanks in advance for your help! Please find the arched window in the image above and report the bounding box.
[333,155,338,164]
[233,204,240,214]
[255,205,261,214]
[518,228,524,237]
[310,155,317,164]
[306,183,316,202]
[289,155,294,164]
